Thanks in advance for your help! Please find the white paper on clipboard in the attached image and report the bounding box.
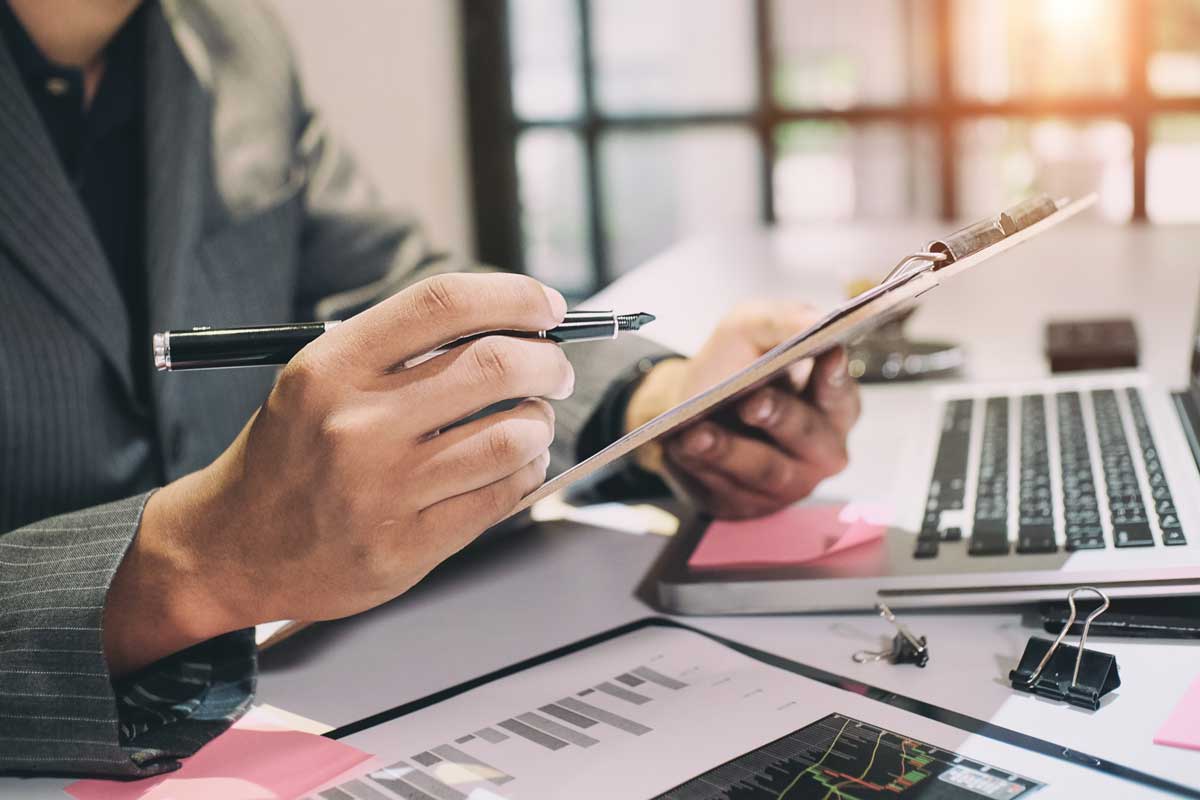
[512,194,1097,516]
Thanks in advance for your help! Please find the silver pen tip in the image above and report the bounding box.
[616,312,656,331]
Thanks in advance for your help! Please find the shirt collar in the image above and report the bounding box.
[0,0,72,84]
[0,1,147,94]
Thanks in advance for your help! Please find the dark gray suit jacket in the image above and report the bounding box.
[0,0,665,777]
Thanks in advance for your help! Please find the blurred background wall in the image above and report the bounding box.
[268,0,474,257]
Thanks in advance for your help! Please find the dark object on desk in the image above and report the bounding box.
[1041,596,1200,639]
[1045,318,1139,373]
[1010,587,1120,711]
[852,602,929,667]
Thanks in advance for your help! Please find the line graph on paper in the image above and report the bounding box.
[656,713,1041,800]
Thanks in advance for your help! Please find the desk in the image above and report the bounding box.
[13,222,1200,797]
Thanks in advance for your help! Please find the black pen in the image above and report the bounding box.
[153,310,656,371]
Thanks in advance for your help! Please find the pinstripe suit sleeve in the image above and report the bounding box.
[0,494,255,777]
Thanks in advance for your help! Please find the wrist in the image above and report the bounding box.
[149,471,253,638]
[104,470,250,676]
[624,357,690,475]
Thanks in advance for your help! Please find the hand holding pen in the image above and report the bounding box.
[125,274,616,669]
[154,310,656,371]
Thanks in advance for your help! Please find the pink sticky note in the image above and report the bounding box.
[1154,674,1200,752]
[66,706,371,800]
[688,503,889,570]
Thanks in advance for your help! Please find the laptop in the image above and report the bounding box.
[653,276,1200,613]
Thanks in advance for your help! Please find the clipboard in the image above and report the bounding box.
[511,193,1097,516]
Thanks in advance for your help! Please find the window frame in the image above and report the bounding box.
[462,0,1199,295]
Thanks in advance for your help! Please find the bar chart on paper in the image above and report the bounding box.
[310,627,1050,800]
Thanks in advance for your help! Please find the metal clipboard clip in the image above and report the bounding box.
[881,194,1064,286]
[1008,586,1121,710]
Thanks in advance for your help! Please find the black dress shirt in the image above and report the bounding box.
[0,1,149,402]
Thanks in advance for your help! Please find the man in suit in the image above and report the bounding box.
[0,0,860,777]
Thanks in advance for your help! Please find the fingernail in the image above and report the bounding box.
[542,285,568,320]
[749,394,774,424]
[683,427,716,456]
[547,364,575,400]
[827,350,848,386]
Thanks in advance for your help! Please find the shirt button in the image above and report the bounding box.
[44,77,70,96]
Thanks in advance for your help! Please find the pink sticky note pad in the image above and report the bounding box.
[1154,674,1200,752]
[66,706,371,800]
[688,503,890,570]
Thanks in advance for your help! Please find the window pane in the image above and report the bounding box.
[774,122,940,222]
[1148,114,1200,222]
[601,127,759,276]
[517,129,592,294]
[509,0,582,119]
[591,0,755,114]
[953,0,1126,100]
[1150,0,1200,97]
[772,0,936,109]
[957,118,1132,222]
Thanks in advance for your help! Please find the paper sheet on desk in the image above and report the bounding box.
[688,503,890,570]
[307,623,1160,799]
[65,705,370,800]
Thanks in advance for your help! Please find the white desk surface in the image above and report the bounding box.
[11,221,1200,797]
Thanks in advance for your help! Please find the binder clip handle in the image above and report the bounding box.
[1028,586,1109,687]
[1009,587,1120,711]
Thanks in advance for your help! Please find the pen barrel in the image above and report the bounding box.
[543,315,617,343]
[156,323,330,370]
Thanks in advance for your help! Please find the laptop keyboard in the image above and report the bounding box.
[915,387,1187,559]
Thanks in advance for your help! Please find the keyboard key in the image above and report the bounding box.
[1017,526,1057,554]
[1162,527,1188,546]
[969,525,1010,556]
[1066,534,1106,551]
[941,526,963,542]
[913,538,939,559]
[1114,523,1155,548]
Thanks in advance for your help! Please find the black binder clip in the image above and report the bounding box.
[1009,586,1120,710]
[852,602,929,667]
